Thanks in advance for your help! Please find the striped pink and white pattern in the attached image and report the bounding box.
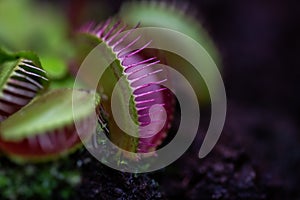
[80,19,174,153]
[0,59,48,121]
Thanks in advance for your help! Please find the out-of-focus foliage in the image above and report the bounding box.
[120,1,220,64]
[0,157,80,200]
[0,0,73,82]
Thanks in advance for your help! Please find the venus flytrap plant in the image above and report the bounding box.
[0,49,48,121]
[0,16,174,163]
[119,1,221,103]
[0,1,197,198]
[0,6,192,164]
[75,19,175,155]
[0,88,100,162]
[0,48,99,163]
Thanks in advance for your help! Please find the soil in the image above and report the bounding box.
[75,102,299,199]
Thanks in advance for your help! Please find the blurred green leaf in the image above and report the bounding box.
[0,0,73,84]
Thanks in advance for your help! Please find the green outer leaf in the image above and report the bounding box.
[0,52,17,98]
[0,89,100,141]
[0,50,49,94]
[40,55,68,79]
[0,47,16,64]
[0,60,17,92]
[0,46,44,68]
[14,51,43,68]
[75,30,140,152]
[0,51,49,98]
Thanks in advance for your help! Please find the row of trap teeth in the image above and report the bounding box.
[0,59,48,121]
[80,19,173,152]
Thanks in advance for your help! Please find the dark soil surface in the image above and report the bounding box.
[76,103,299,200]
[76,150,164,200]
